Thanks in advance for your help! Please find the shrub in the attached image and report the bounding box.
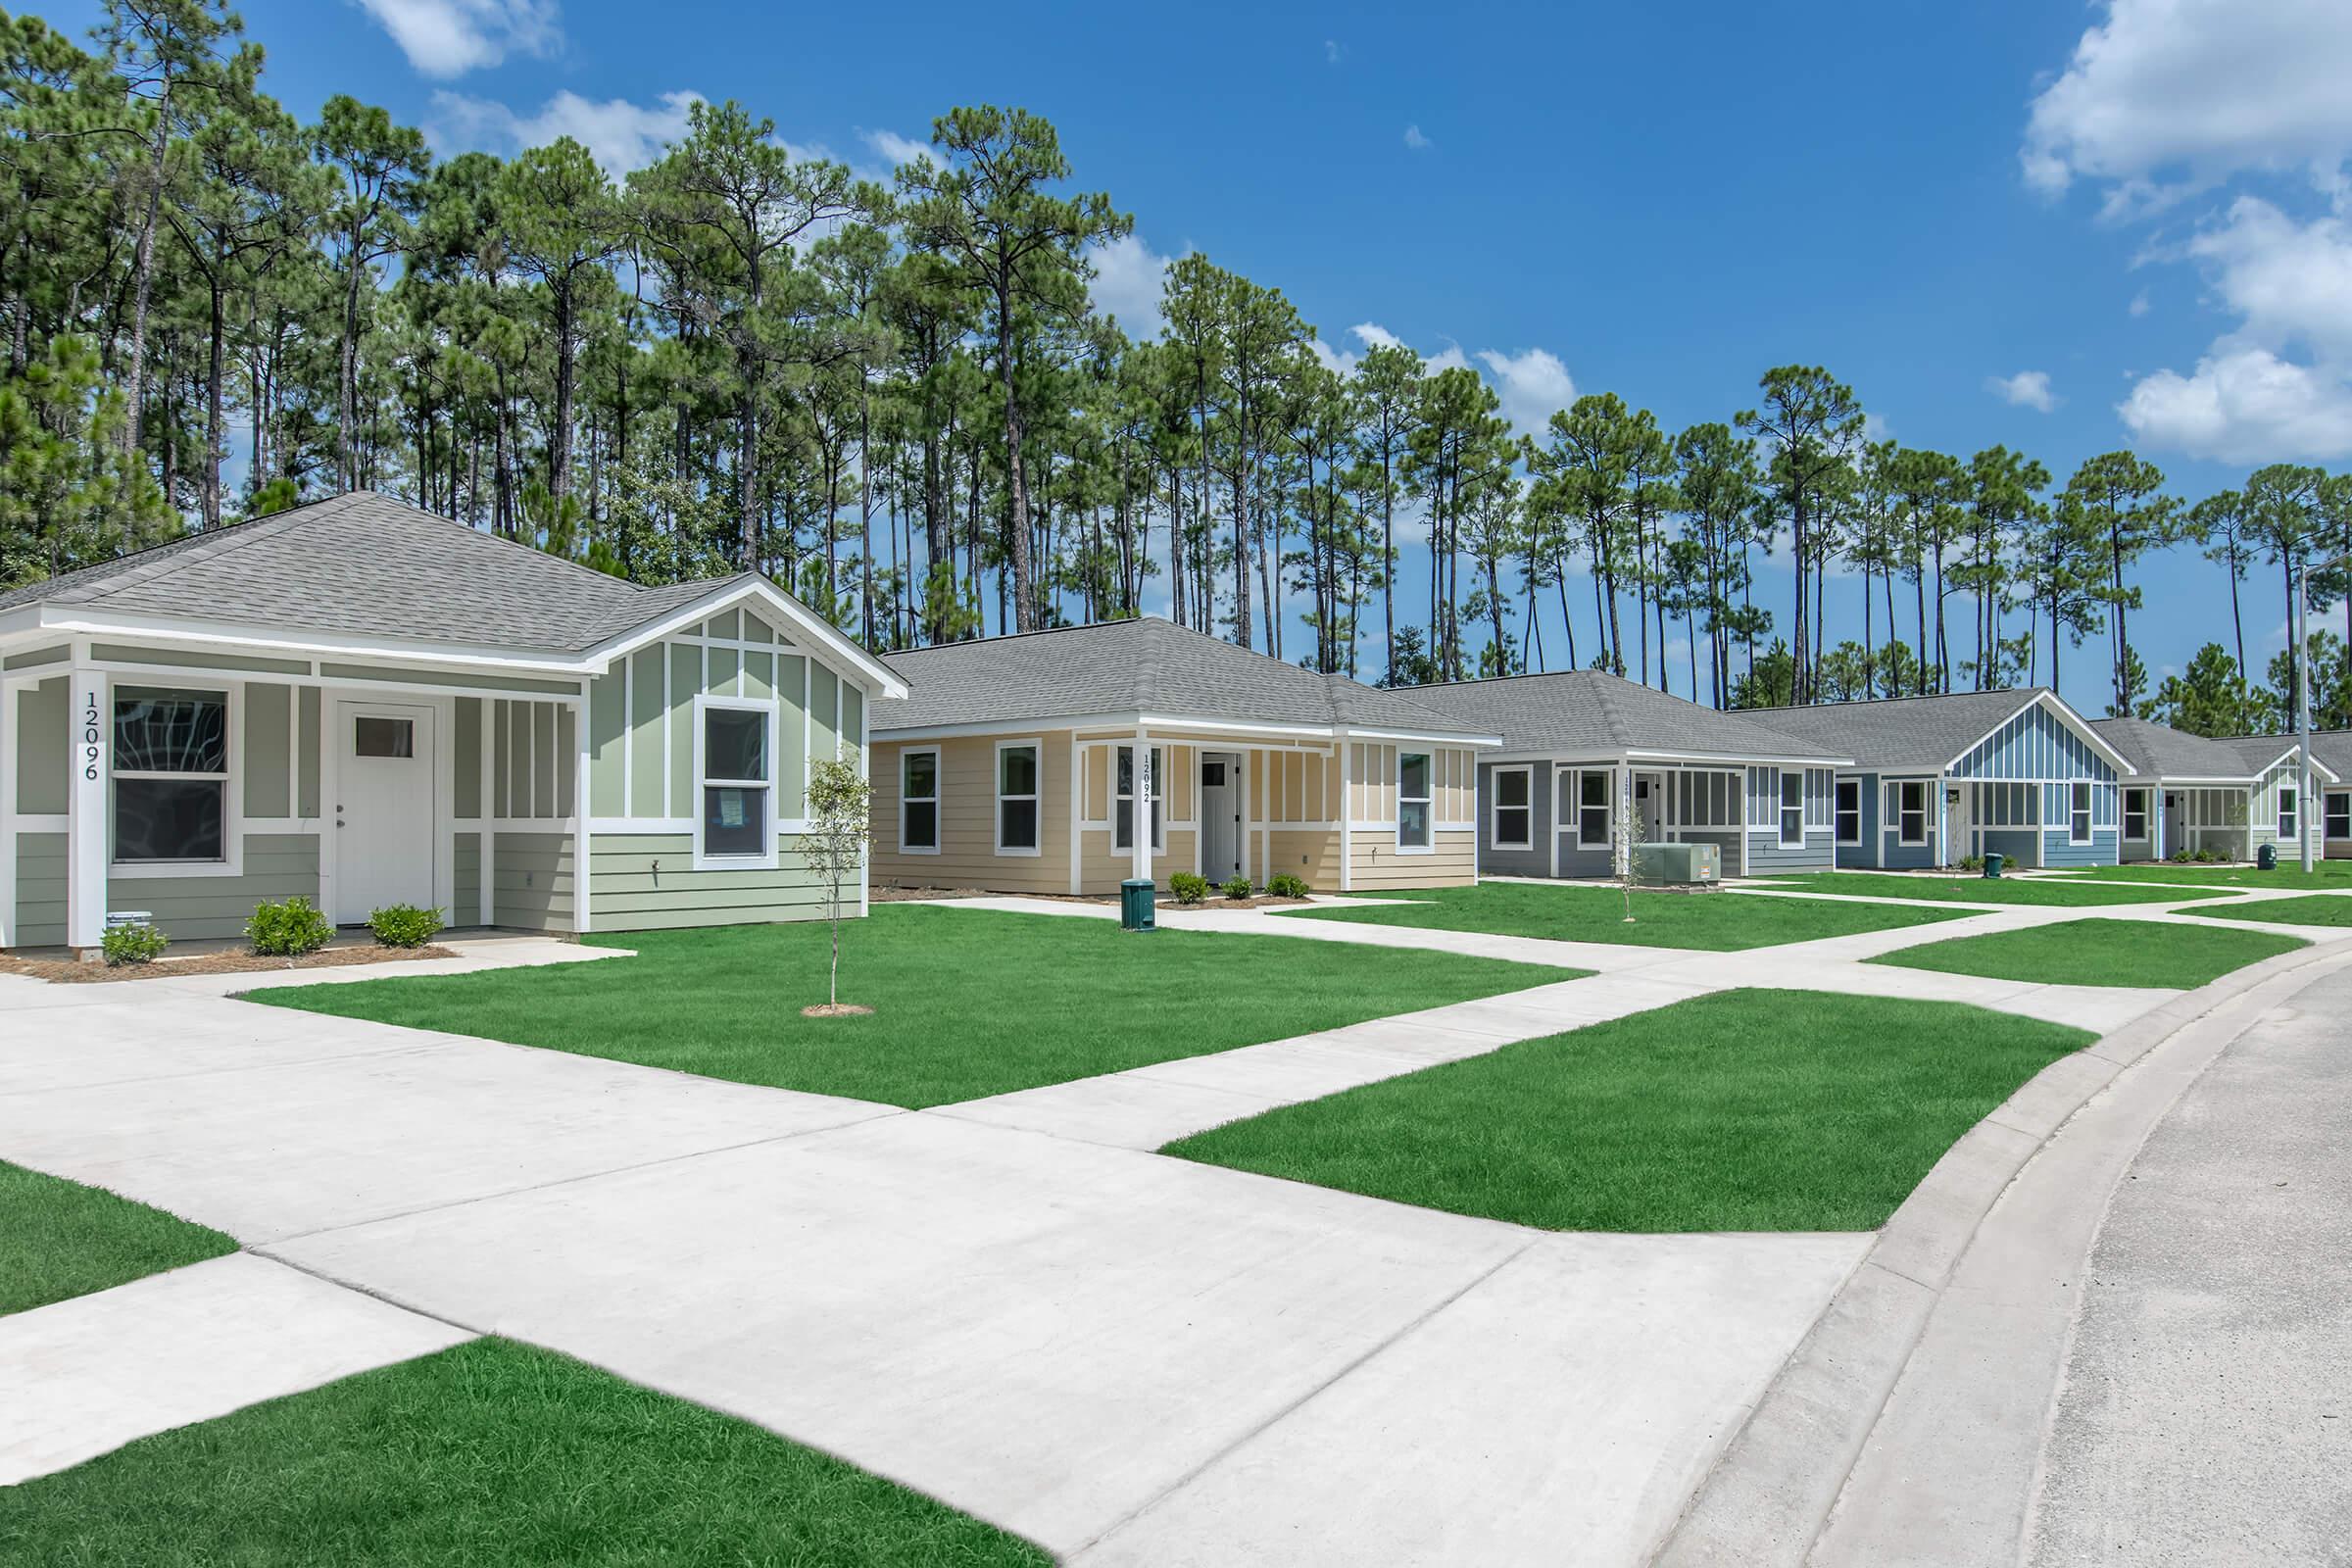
[368,904,444,949]
[1957,855,1984,872]
[1168,872,1209,906]
[1265,873,1311,899]
[247,895,332,956]
[101,920,169,967]
[1220,875,1254,902]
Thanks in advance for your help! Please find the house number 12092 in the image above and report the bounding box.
[81,689,102,780]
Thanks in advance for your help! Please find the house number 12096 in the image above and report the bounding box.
[81,689,102,780]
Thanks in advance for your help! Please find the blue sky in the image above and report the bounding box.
[52,0,2352,709]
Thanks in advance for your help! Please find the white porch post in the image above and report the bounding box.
[0,681,16,949]
[1337,735,1354,892]
[571,697,592,935]
[477,698,495,927]
[1615,760,1633,877]
[66,663,107,953]
[1131,725,1152,885]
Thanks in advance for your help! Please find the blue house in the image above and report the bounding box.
[1746,689,2132,870]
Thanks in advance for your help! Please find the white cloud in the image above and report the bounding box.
[2118,344,2352,461]
[2182,195,2352,360]
[1987,369,2058,412]
[428,88,702,174]
[862,129,938,170]
[1086,232,1183,337]
[2129,288,2152,316]
[1351,322,1405,351]
[1477,347,1576,435]
[2022,0,2352,204]
[1324,38,1342,65]
[1402,124,1431,151]
[1862,411,1895,443]
[355,0,559,78]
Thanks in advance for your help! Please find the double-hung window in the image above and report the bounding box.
[2070,782,2094,845]
[1397,752,1433,850]
[1894,781,1929,846]
[2328,792,2350,842]
[2278,784,2299,844]
[2123,787,2150,842]
[114,686,229,865]
[996,741,1040,855]
[1490,766,1532,850]
[1779,771,1805,847]
[1834,778,1862,845]
[1113,745,1164,853]
[900,749,939,854]
[697,699,773,864]
[1575,769,1611,848]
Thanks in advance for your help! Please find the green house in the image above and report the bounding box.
[0,493,905,955]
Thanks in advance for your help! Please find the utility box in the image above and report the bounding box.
[1119,878,1157,932]
[1630,842,1720,887]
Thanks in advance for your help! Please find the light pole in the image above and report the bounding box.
[2292,550,2352,873]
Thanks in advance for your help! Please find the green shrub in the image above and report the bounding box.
[1167,872,1209,906]
[1265,873,1311,899]
[1957,855,1984,872]
[101,920,169,967]
[368,904,444,949]
[247,895,332,956]
[1220,875,1254,902]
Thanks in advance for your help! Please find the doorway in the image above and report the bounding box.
[1633,772,1662,841]
[334,702,437,923]
[1200,752,1243,881]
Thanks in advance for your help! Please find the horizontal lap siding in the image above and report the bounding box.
[1744,832,1836,872]
[1263,829,1342,891]
[1350,831,1475,889]
[107,833,320,942]
[589,833,828,931]
[868,733,1072,896]
[1476,760,1552,878]
[2039,828,2117,867]
[454,833,479,924]
[1078,828,1201,895]
[13,832,65,948]
[492,832,572,933]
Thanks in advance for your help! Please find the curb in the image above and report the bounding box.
[1644,936,2352,1568]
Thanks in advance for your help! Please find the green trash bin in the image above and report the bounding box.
[1983,852,2004,879]
[2258,842,2278,870]
[1119,877,1156,932]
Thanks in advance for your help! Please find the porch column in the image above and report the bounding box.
[1131,725,1152,885]
[66,663,107,953]
[571,697,592,935]
[478,698,496,927]
[1337,734,1353,892]
[1615,760,1633,877]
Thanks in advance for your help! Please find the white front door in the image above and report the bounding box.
[1634,773,1661,840]
[1200,752,1243,880]
[335,702,436,923]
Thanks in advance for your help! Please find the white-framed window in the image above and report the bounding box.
[995,739,1041,856]
[2278,784,2299,843]
[693,694,778,868]
[2123,786,2149,842]
[1490,765,1532,850]
[1113,744,1165,853]
[2069,781,2093,845]
[1834,778,1862,846]
[2328,791,2350,842]
[1893,780,1929,846]
[1397,751,1433,850]
[899,747,939,855]
[1574,768,1611,848]
[1779,770,1805,847]
[113,685,230,865]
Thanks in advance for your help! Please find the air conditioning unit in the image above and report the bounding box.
[1630,842,1720,886]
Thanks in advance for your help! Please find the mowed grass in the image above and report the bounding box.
[1754,871,2234,906]
[2187,894,2352,928]
[252,904,1561,1108]
[1275,881,1967,950]
[0,1338,1047,1567]
[1,1160,236,1316]
[2056,861,2352,892]
[1164,990,2091,1232]
[1870,918,2305,989]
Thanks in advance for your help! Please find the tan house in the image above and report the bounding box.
[867,618,1496,896]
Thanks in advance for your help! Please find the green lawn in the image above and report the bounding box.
[0,1338,1046,1567]
[2056,861,2352,892]
[252,904,1562,1108]
[1,1160,237,1316]
[1753,871,2235,906]
[1869,918,2305,988]
[2186,894,2352,928]
[1273,881,1968,950]
[1163,990,2090,1232]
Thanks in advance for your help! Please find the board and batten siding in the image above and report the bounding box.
[1741,765,1838,874]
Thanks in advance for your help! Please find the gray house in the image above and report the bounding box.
[2087,717,2338,862]
[2205,733,2341,863]
[1405,672,1852,878]
[0,492,904,955]
[1753,689,2132,869]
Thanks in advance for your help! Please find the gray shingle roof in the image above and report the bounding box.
[872,617,1491,738]
[2210,732,2347,783]
[1402,671,1849,761]
[1736,689,2071,772]
[0,491,747,655]
[2089,717,2261,780]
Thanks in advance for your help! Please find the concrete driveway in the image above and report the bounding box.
[0,969,1863,1562]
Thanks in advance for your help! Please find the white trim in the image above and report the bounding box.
[1777,768,1805,849]
[898,745,942,855]
[993,737,1044,858]
[690,692,783,872]
[584,574,906,700]
[1395,748,1436,854]
[477,698,495,927]
[1111,741,1167,858]
[1892,779,1931,847]
[0,680,15,948]
[876,708,1495,749]
[1489,762,1534,851]
[571,696,592,934]
[1571,766,1612,850]
[1940,690,2138,777]
[67,662,106,947]
[108,679,246,881]
[1337,737,1354,890]
[1834,776,1863,847]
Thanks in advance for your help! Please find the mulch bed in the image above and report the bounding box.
[1163,896,1313,911]
[0,945,458,985]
